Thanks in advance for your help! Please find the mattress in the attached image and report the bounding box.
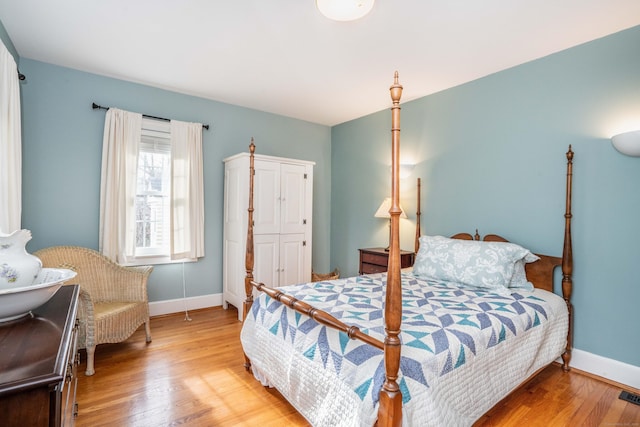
[240,272,568,426]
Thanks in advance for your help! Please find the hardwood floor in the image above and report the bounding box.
[75,306,639,427]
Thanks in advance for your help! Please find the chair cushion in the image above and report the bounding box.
[93,301,148,344]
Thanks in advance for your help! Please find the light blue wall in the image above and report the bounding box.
[331,26,640,367]
[19,59,332,303]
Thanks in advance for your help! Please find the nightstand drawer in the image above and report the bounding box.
[361,263,388,274]
[361,252,389,267]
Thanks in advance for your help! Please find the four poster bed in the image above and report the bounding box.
[240,73,574,427]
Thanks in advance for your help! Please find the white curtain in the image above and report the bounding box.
[99,108,142,263]
[170,120,205,260]
[0,42,22,234]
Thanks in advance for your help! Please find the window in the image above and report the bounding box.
[135,118,171,258]
[100,109,204,265]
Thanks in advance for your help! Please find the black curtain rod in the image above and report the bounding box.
[92,102,209,130]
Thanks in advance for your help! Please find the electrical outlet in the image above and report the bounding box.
[619,390,640,406]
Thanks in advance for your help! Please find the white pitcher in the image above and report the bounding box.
[0,229,43,289]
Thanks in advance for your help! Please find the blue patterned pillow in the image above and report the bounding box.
[508,258,538,291]
[413,235,538,292]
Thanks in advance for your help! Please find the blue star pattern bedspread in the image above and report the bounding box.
[240,272,568,426]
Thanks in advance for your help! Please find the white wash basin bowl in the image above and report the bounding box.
[0,268,77,322]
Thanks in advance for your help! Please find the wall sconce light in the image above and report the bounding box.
[389,163,415,179]
[611,130,640,157]
[400,163,415,179]
[316,0,375,21]
[374,197,407,251]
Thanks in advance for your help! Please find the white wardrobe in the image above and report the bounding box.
[223,152,314,320]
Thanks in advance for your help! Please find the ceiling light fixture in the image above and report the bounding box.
[316,0,375,22]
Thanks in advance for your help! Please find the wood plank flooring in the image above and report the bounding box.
[75,306,639,427]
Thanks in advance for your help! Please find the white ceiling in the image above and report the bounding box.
[2,0,639,126]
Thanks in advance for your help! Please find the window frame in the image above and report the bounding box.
[123,118,195,267]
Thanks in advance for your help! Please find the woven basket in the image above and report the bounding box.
[311,268,340,282]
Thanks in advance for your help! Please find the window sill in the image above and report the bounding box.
[123,255,197,267]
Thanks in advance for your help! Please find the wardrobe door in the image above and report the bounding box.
[279,233,306,286]
[254,234,280,288]
[279,163,307,235]
[253,161,280,235]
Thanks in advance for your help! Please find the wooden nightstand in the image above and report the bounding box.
[358,247,415,275]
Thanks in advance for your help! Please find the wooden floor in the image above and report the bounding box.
[75,306,639,427]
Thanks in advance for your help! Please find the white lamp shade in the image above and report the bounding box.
[611,130,640,157]
[374,198,407,219]
[316,0,375,21]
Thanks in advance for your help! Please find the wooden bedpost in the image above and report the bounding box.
[415,177,421,254]
[561,145,574,372]
[378,72,403,427]
[243,139,256,369]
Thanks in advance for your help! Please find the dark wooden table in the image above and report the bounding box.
[0,285,79,427]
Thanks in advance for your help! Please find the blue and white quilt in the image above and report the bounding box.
[240,272,568,427]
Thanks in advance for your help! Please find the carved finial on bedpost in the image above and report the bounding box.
[390,71,402,105]
[379,72,403,427]
[561,145,574,372]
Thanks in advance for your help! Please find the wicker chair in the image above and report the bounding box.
[34,246,153,376]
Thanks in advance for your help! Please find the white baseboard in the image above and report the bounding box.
[149,293,222,317]
[567,348,640,390]
[150,296,640,390]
